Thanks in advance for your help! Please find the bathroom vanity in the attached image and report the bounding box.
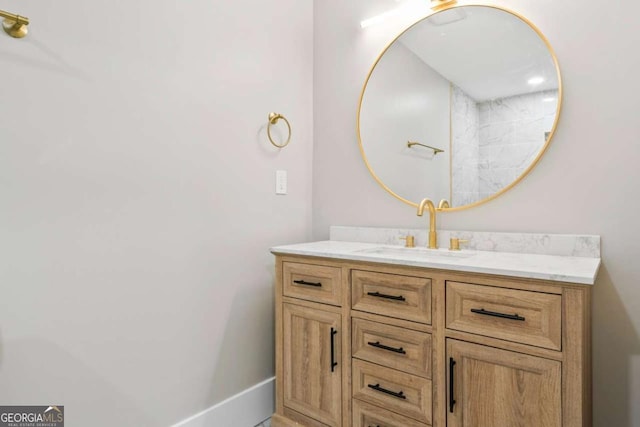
[270,0,598,423]
[269,228,600,427]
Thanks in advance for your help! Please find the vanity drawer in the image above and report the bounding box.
[353,399,429,427]
[352,318,432,378]
[352,359,432,424]
[283,262,342,306]
[446,281,562,350]
[352,270,431,324]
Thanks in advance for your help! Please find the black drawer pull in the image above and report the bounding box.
[330,328,338,372]
[293,279,322,287]
[449,357,456,413]
[367,383,406,400]
[367,291,406,301]
[367,341,406,354]
[471,308,525,321]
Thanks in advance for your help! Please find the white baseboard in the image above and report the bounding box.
[171,377,275,427]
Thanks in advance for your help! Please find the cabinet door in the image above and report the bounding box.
[283,303,341,426]
[447,339,561,427]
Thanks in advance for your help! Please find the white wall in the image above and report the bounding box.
[313,1,640,426]
[0,1,313,426]
[360,42,450,204]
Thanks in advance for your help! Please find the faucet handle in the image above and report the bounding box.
[449,238,469,251]
[400,235,416,248]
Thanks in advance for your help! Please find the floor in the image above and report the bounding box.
[254,418,271,427]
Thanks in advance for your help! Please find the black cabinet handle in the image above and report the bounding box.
[293,279,322,287]
[471,308,525,321]
[368,383,406,400]
[449,357,456,413]
[330,328,338,372]
[367,341,406,354]
[367,291,406,301]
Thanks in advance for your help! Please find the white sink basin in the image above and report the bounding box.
[355,246,475,259]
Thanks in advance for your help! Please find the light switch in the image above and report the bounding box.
[276,170,287,195]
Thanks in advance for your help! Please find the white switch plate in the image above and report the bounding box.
[276,170,287,195]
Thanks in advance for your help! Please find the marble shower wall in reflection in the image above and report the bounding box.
[451,88,559,206]
[451,85,480,206]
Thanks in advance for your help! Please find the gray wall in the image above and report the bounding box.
[313,1,640,426]
[0,0,313,425]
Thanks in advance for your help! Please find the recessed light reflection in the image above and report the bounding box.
[528,76,545,85]
[360,0,429,29]
[543,97,556,102]
[360,8,403,28]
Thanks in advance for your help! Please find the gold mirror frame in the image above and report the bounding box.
[356,2,562,212]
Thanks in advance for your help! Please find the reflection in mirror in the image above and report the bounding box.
[358,5,561,209]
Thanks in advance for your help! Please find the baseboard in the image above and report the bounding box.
[171,377,275,427]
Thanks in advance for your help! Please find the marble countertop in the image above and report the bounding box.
[270,240,600,285]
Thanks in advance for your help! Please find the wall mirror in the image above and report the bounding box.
[357,4,561,210]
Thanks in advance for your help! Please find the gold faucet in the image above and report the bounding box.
[417,198,438,249]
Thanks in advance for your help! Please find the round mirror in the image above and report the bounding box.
[357,4,561,210]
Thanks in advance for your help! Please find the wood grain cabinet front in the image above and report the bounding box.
[446,339,562,427]
[352,359,432,425]
[352,270,432,324]
[353,399,429,427]
[273,255,591,427]
[282,303,342,426]
[446,281,562,350]
[283,261,342,306]
[352,318,431,378]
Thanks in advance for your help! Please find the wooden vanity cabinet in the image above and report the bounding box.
[272,255,591,427]
[283,303,342,426]
[446,339,562,427]
[274,260,349,427]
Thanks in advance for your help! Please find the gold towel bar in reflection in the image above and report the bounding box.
[407,141,444,155]
[1,9,30,39]
[267,112,291,148]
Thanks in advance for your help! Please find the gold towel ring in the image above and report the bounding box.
[267,112,291,148]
